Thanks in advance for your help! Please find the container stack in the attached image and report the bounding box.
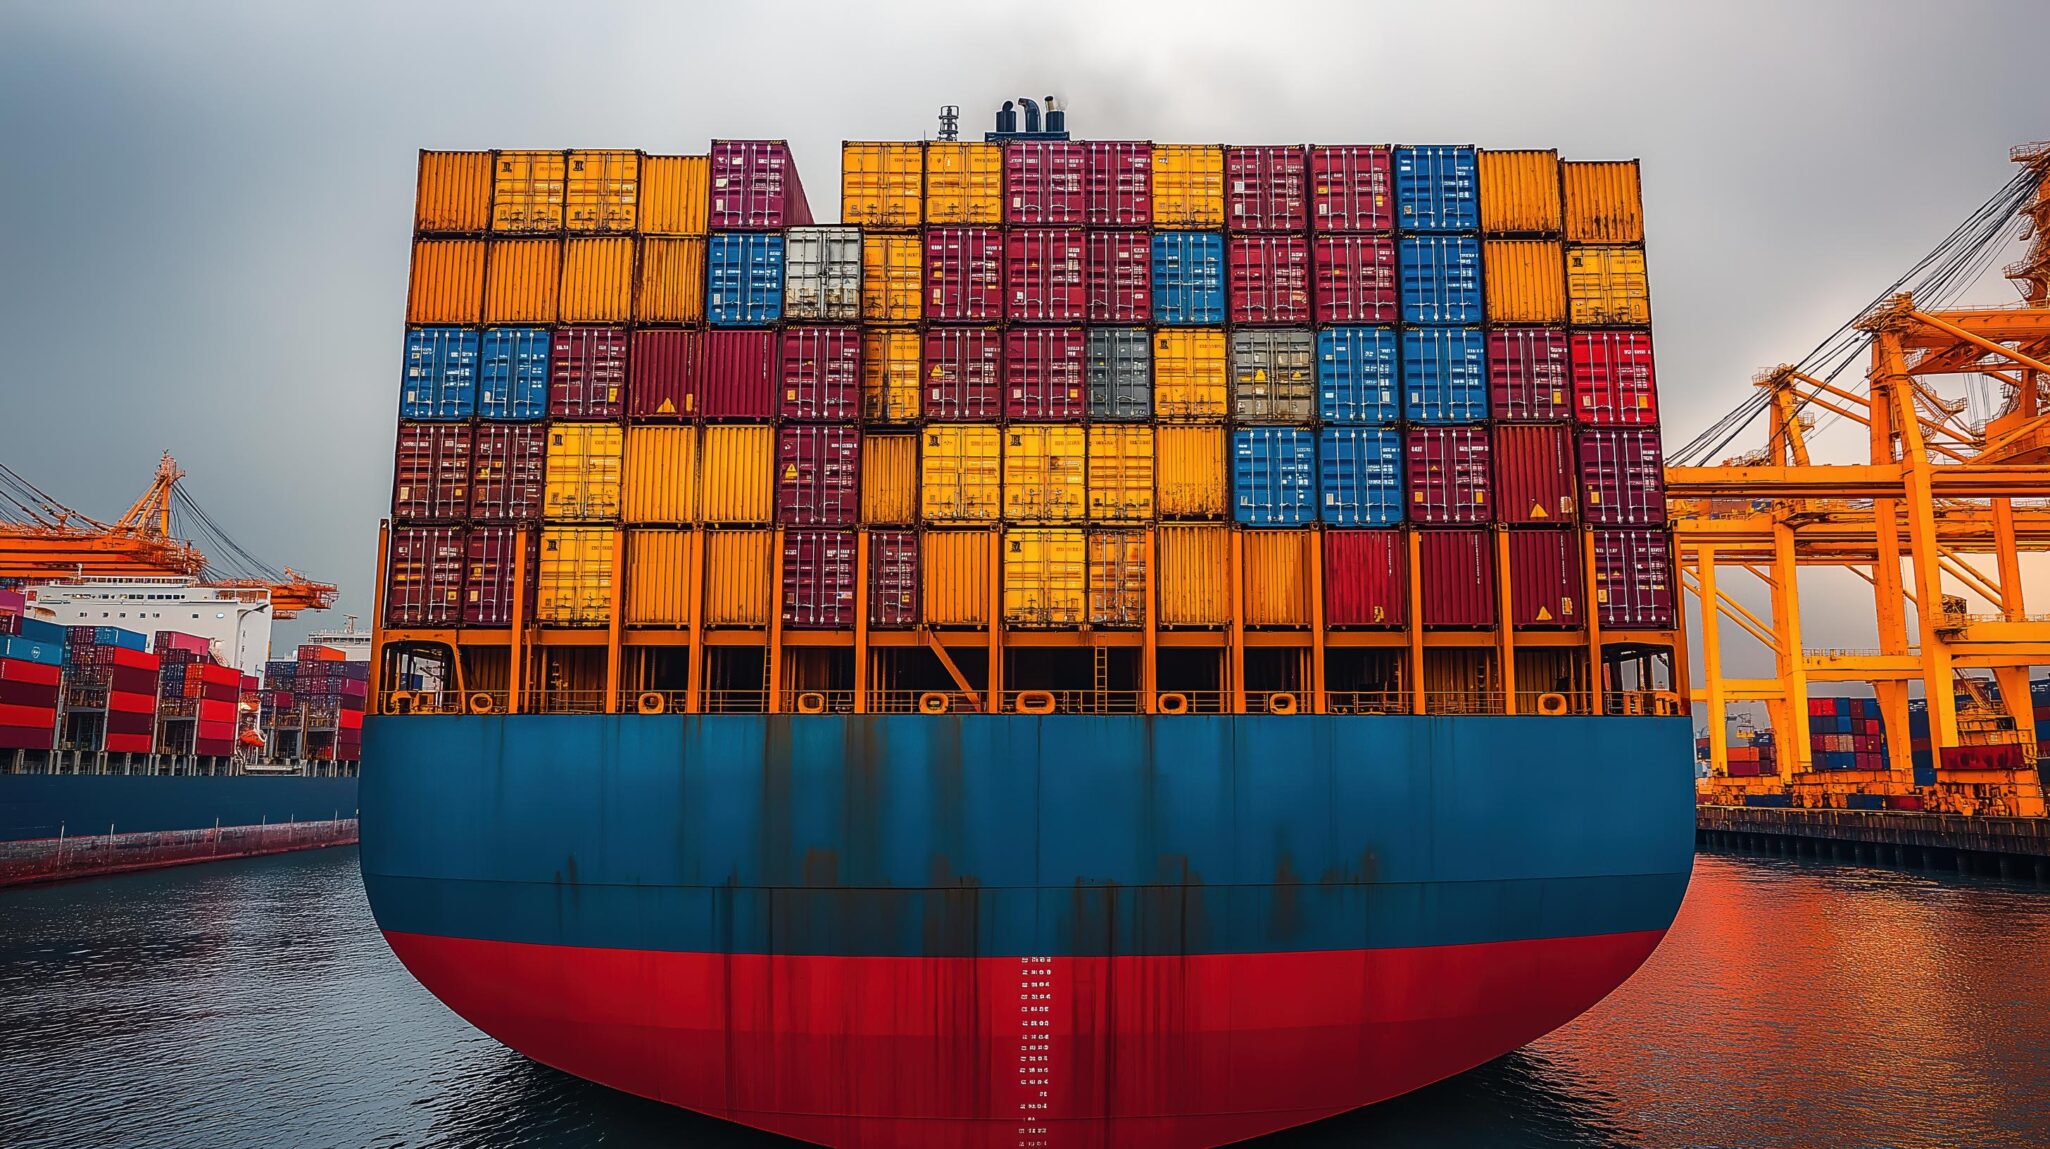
[62,626,158,754]
[292,645,367,760]
[260,658,302,757]
[152,632,238,757]
[0,602,64,751]
[1807,697,1886,771]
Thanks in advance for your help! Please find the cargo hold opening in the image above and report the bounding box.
[1325,650,1405,714]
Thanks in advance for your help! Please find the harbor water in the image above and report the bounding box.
[3,848,2047,1149]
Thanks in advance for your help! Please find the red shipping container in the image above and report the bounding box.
[1312,234,1397,323]
[464,526,533,627]
[0,724,54,751]
[1493,424,1577,524]
[0,681,57,708]
[1085,230,1150,322]
[1572,331,1659,425]
[385,526,466,627]
[1322,529,1406,627]
[781,529,858,628]
[1229,235,1311,325]
[869,530,919,628]
[0,702,54,728]
[922,328,1003,420]
[1578,428,1667,525]
[708,140,812,229]
[1418,530,1497,628]
[110,646,156,670]
[1489,328,1573,422]
[107,710,156,734]
[0,659,61,687]
[162,633,211,655]
[701,330,778,418]
[1726,761,1764,778]
[1084,141,1152,226]
[1507,528,1582,628]
[391,423,472,522]
[1939,744,2025,771]
[105,733,153,754]
[1005,229,1086,322]
[197,697,237,723]
[111,666,158,693]
[1003,141,1085,225]
[550,327,628,419]
[628,328,701,419]
[924,227,1003,322]
[340,708,365,730]
[1406,427,1493,525]
[1004,328,1087,420]
[1591,527,1675,628]
[780,326,860,420]
[1310,145,1393,232]
[470,424,545,522]
[1226,145,1308,231]
[776,425,860,526]
[107,690,155,715]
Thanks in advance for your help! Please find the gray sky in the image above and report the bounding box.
[3,0,2046,656]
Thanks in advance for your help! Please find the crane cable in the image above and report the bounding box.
[167,484,289,584]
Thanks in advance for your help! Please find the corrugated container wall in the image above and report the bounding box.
[784,228,862,322]
[415,151,492,233]
[922,328,1002,420]
[1562,161,1644,243]
[1489,329,1572,422]
[703,531,776,625]
[1318,427,1403,527]
[925,228,1003,322]
[491,151,565,232]
[1152,233,1225,324]
[1003,528,1086,626]
[1578,428,1667,525]
[550,327,627,418]
[392,423,472,522]
[923,529,993,626]
[1318,326,1401,424]
[1151,145,1224,228]
[470,426,545,522]
[1231,330,1315,422]
[862,331,920,421]
[624,529,692,626]
[1323,530,1406,627]
[709,140,811,229]
[1156,524,1230,626]
[535,527,614,626]
[924,143,1001,225]
[841,142,923,227]
[559,237,633,323]
[1477,150,1562,235]
[543,424,623,521]
[629,329,700,418]
[859,434,918,524]
[462,527,529,625]
[1087,328,1151,420]
[1566,245,1651,326]
[1085,230,1150,323]
[1085,142,1151,227]
[706,233,785,326]
[1156,427,1228,518]
[862,234,923,322]
[565,150,638,232]
[477,327,549,420]
[1418,530,1495,627]
[1310,145,1392,232]
[407,240,484,323]
[1004,141,1085,225]
[1507,528,1581,628]
[1592,528,1674,627]
[1233,427,1317,526]
[1087,530,1147,626]
[1226,146,1307,231]
[783,531,858,629]
[869,531,919,627]
[1406,427,1493,525]
[622,426,699,523]
[1482,241,1565,324]
[1493,423,1577,524]
[638,155,710,235]
[1393,145,1478,232]
[921,425,1003,521]
[700,426,774,524]
[483,239,560,324]
[634,237,705,324]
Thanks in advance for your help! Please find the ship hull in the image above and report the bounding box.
[361,713,1693,1148]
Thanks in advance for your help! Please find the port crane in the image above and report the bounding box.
[0,453,336,619]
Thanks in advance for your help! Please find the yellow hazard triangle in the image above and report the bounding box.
[1528,502,1548,519]
[656,398,676,414]
[1536,607,1553,622]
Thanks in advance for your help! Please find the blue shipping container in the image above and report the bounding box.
[399,327,480,421]
[707,233,785,326]
[1152,232,1225,325]
[477,327,550,421]
[1394,145,1478,232]
[1232,427,1318,526]
[1318,427,1404,527]
[0,636,63,667]
[1399,236,1485,325]
[64,627,146,654]
[1402,329,1489,422]
[1316,327,1401,424]
[15,618,65,646]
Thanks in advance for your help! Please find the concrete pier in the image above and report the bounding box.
[1697,805,2050,882]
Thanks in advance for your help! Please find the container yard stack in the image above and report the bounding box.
[59,626,158,756]
[151,632,239,758]
[1809,696,1887,772]
[261,658,303,758]
[294,644,366,761]
[1,602,65,754]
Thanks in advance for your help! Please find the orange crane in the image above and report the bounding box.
[0,453,336,619]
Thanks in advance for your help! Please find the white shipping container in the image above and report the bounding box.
[784,226,863,320]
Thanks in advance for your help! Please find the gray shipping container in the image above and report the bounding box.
[1232,329,1315,422]
[1086,328,1151,420]
[783,226,863,320]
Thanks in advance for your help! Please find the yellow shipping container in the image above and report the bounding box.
[699,425,774,524]
[1566,245,1651,325]
[921,425,1003,522]
[1241,529,1314,627]
[1562,160,1644,243]
[1153,330,1229,422]
[415,151,492,233]
[406,239,483,323]
[622,426,698,524]
[1483,240,1567,324]
[638,155,710,235]
[703,530,774,626]
[1152,145,1225,228]
[1156,523,1230,626]
[558,236,633,323]
[482,238,560,323]
[565,149,639,233]
[491,150,566,232]
[923,142,1001,225]
[1003,528,1086,627]
[1155,426,1228,518]
[861,330,921,420]
[623,528,692,625]
[1086,426,1155,521]
[634,236,706,323]
[1003,425,1087,523]
[1087,530,1147,627]
[543,424,624,521]
[842,142,924,227]
[922,528,994,626]
[860,433,918,525]
[861,234,923,322]
[1477,150,1562,235]
[536,526,614,626]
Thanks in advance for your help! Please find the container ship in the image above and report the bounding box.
[362,103,1694,1148]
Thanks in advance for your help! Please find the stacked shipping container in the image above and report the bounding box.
[1,602,65,750]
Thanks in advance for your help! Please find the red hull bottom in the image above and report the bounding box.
[0,820,358,888]
[386,928,1664,1148]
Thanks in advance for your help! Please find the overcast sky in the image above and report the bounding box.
[2,0,2046,667]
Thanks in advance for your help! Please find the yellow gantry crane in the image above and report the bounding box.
[1672,143,2050,816]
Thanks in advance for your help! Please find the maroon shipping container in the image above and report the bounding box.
[391,423,471,522]
[550,327,628,418]
[112,666,158,694]
[776,425,860,526]
[700,330,778,419]
[924,227,1003,322]
[1005,229,1086,322]
[708,140,812,229]
[1492,424,1578,524]
[1312,234,1398,323]
[385,526,466,627]
[1406,427,1494,525]
[1003,141,1085,225]
[1085,230,1150,322]
[1572,331,1659,425]
[1084,142,1152,226]
[1226,145,1308,231]
[0,724,55,751]
[1489,328,1573,422]
[781,530,857,629]
[1309,145,1393,232]
[628,328,701,419]
[1592,527,1675,628]
[470,424,545,522]
[464,526,533,627]
[1228,235,1311,325]
[1418,529,1496,628]
[869,530,919,627]
[1578,428,1667,525]
[1004,328,1087,420]
[922,328,1003,420]
[0,680,59,708]
[1322,529,1406,627]
[1507,528,1582,628]
[780,326,860,420]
